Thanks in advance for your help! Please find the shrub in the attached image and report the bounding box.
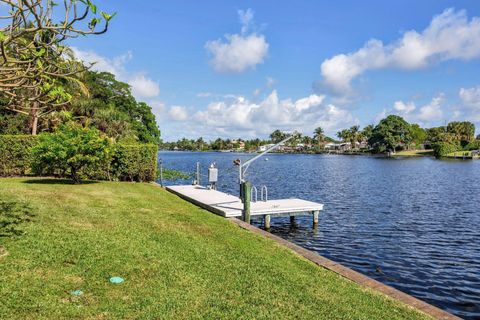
[111,144,157,182]
[0,135,39,176]
[432,141,460,158]
[31,124,111,183]
[464,140,480,151]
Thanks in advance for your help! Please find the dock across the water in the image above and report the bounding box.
[166,185,324,228]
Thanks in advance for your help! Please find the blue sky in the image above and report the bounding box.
[70,0,480,141]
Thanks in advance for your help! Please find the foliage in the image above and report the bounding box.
[270,129,288,143]
[337,125,363,149]
[409,124,427,146]
[446,121,475,146]
[368,115,413,153]
[31,124,111,183]
[0,199,33,238]
[159,168,193,181]
[464,139,480,151]
[0,178,430,320]
[0,0,114,134]
[0,135,38,176]
[361,124,374,141]
[432,141,461,158]
[111,144,158,182]
[73,71,161,144]
[0,110,29,134]
[313,127,325,147]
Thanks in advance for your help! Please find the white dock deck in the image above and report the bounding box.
[166,185,324,227]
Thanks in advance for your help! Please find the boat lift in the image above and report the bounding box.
[235,134,295,223]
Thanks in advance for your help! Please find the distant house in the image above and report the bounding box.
[325,141,367,151]
[232,139,245,150]
[258,144,275,152]
[325,142,346,150]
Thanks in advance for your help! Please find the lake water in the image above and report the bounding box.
[159,151,480,319]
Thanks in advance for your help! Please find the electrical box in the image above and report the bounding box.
[208,167,218,183]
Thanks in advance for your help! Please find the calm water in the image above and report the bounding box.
[159,151,480,319]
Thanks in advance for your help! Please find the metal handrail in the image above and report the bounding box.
[261,185,268,202]
[251,186,258,202]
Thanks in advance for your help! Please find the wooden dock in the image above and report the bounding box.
[166,185,324,228]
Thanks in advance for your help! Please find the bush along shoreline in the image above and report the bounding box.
[0,124,157,183]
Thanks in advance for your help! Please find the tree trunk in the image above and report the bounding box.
[30,102,39,135]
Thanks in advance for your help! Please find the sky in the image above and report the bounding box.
[69,0,480,141]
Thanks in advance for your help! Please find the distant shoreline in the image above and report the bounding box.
[158,149,437,158]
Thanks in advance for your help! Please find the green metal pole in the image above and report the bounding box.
[241,181,252,223]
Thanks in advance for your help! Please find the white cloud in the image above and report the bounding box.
[205,9,269,73]
[129,74,160,98]
[459,86,480,110]
[416,95,444,122]
[72,47,160,100]
[458,86,480,122]
[169,106,189,121]
[383,94,445,126]
[321,8,480,93]
[238,8,255,34]
[393,101,416,113]
[167,90,354,139]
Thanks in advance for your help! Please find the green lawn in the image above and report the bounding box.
[395,150,434,157]
[0,178,430,319]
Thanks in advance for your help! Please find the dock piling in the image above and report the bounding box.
[264,214,271,229]
[241,182,252,224]
[313,210,319,226]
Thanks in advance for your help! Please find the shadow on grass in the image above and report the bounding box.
[22,178,98,185]
[0,200,34,238]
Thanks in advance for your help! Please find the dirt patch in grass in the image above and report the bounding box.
[0,246,8,259]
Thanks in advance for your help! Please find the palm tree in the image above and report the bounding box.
[348,125,362,150]
[313,127,325,148]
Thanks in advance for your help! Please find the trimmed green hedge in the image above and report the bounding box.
[111,144,158,182]
[0,135,157,182]
[0,135,38,176]
[432,141,460,158]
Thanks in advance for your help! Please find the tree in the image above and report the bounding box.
[410,124,427,148]
[31,123,111,183]
[270,130,287,143]
[368,115,413,153]
[0,0,114,134]
[362,124,374,141]
[72,71,160,144]
[446,121,475,145]
[337,126,362,149]
[337,129,349,142]
[346,125,363,150]
[313,127,325,147]
[426,126,448,143]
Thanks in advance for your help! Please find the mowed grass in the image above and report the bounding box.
[0,178,430,320]
[395,150,434,157]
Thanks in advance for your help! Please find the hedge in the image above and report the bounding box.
[111,144,158,182]
[0,135,158,182]
[432,141,460,158]
[0,135,38,176]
